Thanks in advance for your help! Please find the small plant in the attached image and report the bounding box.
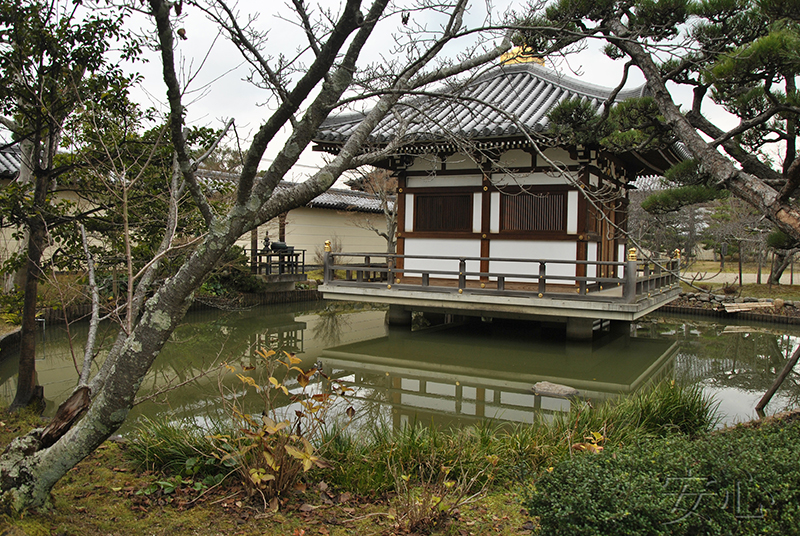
[721,282,739,295]
[390,450,495,533]
[525,415,800,535]
[212,349,353,508]
[615,380,720,436]
[0,291,25,325]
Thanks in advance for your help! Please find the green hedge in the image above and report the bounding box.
[525,415,800,535]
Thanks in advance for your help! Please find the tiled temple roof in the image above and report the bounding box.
[313,62,647,150]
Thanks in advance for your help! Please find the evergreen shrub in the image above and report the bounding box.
[526,415,800,535]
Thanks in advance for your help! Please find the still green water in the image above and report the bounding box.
[0,301,797,431]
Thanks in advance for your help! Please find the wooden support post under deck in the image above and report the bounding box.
[387,305,412,326]
[566,317,594,341]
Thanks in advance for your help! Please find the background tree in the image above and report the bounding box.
[628,175,706,259]
[0,0,512,510]
[766,230,800,283]
[345,166,397,254]
[521,0,800,247]
[0,0,139,410]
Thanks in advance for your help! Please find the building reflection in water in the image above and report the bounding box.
[321,320,679,429]
[8,302,797,431]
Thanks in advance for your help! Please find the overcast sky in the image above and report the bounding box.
[127,1,666,181]
[106,1,735,186]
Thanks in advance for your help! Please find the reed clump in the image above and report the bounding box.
[126,416,230,480]
[317,379,719,494]
[127,379,719,512]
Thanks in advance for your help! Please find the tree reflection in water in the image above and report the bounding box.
[637,315,800,415]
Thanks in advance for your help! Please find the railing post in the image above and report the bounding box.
[623,248,638,303]
[654,262,662,291]
[458,258,466,289]
[323,240,332,284]
[538,262,546,295]
[623,261,638,303]
[387,257,395,284]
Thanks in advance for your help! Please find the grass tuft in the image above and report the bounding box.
[318,379,720,494]
[126,417,226,479]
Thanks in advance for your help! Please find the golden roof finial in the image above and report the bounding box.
[500,46,545,66]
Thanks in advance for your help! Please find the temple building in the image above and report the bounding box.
[312,60,681,340]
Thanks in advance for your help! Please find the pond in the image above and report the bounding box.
[0,300,798,432]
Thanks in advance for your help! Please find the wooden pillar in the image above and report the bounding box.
[480,167,491,280]
[278,212,287,242]
[396,172,406,273]
[250,228,258,274]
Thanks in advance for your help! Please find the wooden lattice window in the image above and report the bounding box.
[501,192,565,232]
[414,194,472,232]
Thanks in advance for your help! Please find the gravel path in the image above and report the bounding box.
[682,271,798,285]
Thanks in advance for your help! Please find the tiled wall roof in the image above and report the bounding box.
[0,146,21,178]
[194,169,392,213]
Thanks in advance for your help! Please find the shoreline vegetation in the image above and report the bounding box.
[3,380,799,535]
[2,278,800,533]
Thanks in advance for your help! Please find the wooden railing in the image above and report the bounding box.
[322,252,680,304]
[248,249,306,276]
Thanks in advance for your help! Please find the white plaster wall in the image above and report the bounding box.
[445,152,479,170]
[543,147,578,166]
[403,238,482,279]
[567,190,579,235]
[405,193,414,232]
[618,244,626,277]
[489,240,577,282]
[472,193,482,233]
[490,192,500,233]
[495,149,532,168]
[587,241,598,279]
[490,172,571,186]
[234,207,390,264]
[0,187,102,270]
[407,175,482,188]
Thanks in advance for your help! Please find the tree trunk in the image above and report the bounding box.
[9,217,47,411]
[612,23,800,244]
[0,224,236,511]
[769,249,797,285]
